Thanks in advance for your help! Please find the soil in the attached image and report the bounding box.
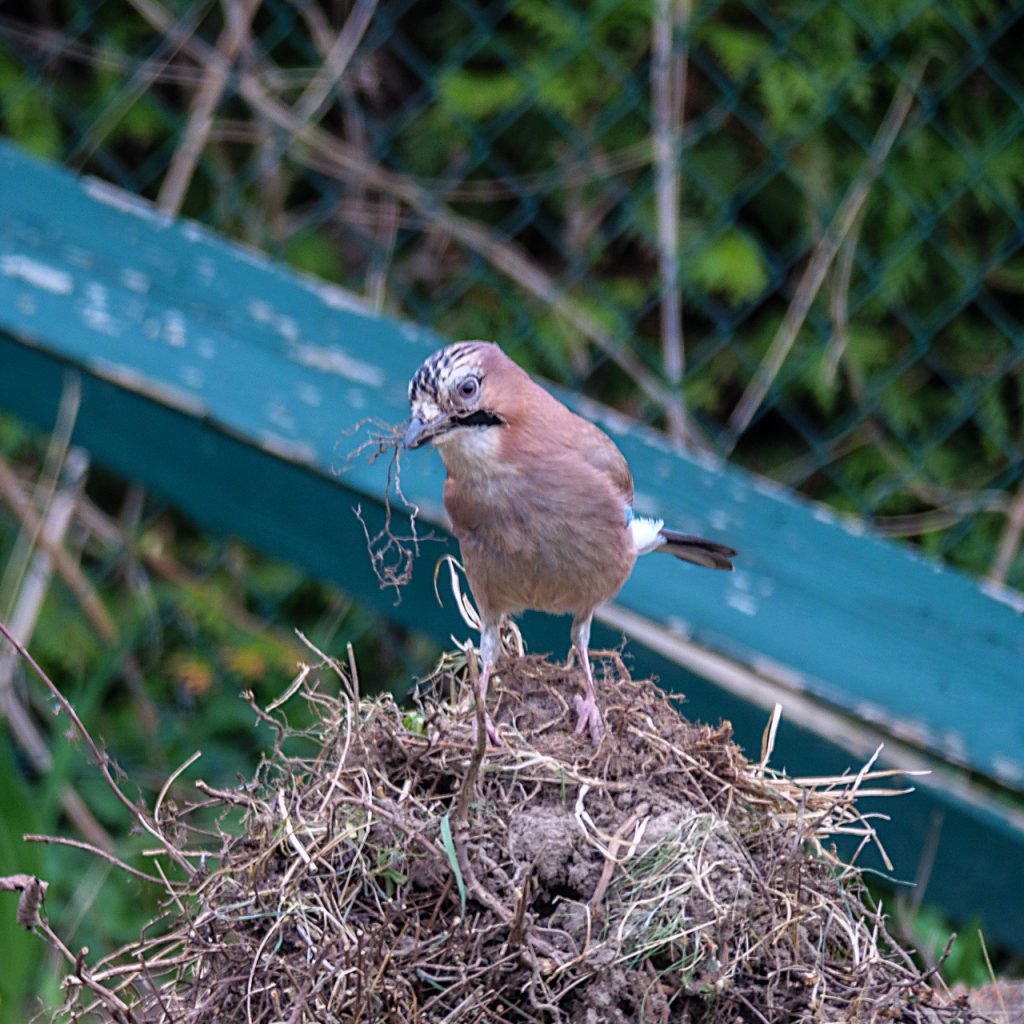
[48,650,981,1024]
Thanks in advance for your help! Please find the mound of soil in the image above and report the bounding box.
[47,650,977,1023]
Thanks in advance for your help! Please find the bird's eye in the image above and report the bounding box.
[457,377,479,400]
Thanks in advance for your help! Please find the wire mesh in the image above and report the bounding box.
[2,0,1023,586]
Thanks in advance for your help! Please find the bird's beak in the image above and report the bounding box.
[403,414,451,450]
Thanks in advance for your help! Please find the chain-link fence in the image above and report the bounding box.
[4,0,1022,586]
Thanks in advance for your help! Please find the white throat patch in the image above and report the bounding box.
[435,425,503,477]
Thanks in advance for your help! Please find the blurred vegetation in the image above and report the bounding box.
[1,0,1023,1016]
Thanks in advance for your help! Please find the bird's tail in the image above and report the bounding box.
[657,528,735,571]
[629,516,736,570]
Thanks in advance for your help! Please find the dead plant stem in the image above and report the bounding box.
[987,473,1024,585]
[157,0,262,214]
[724,56,929,449]
[651,0,691,446]
[0,619,195,877]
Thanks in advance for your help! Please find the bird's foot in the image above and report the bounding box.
[573,693,604,746]
[470,708,502,747]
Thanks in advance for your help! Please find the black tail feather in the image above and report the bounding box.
[658,528,736,571]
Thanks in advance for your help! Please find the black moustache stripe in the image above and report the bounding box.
[456,410,504,428]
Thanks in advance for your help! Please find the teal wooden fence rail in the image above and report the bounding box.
[1,141,1022,950]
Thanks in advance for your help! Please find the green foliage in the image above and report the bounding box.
[687,229,771,304]
[0,51,61,159]
[438,813,467,918]
[439,70,525,120]
[0,735,43,1019]
[905,907,997,988]
[700,24,770,79]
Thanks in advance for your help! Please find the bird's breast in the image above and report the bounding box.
[443,459,635,619]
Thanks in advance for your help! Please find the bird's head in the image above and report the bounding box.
[403,341,508,453]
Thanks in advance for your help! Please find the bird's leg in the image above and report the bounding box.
[570,614,604,745]
[472,618,501,746]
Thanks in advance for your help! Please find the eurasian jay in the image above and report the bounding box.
[403,341,735,745]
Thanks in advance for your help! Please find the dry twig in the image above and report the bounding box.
[157,0,261,214]
[724,56,930,450]
[651,0,691,446]
[987,475,1024,586]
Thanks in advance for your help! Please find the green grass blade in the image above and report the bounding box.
[438,813,466,919]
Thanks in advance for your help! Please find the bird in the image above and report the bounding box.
[403,341,735,745]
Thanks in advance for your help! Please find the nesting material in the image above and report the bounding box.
[50,648,975,1023]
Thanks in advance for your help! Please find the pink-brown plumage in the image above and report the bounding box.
[404,341,735,744]
[443,348,634,622]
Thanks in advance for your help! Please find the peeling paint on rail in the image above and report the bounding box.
[290,342,385,387]
[1,254,74,294]
[90,358,208,418]
[258,432,319,465]
[301,277,372,315]
[83,177,170,225]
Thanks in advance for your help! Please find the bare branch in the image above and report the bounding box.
[651,0,691,445]
[823,204,866,388]
[0,456,117,644]
[724,57,930,450]
[987,474,1024,585]
[291,0,379,129]
[157,0,262,214]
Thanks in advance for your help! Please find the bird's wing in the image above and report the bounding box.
[574,416,634,505]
